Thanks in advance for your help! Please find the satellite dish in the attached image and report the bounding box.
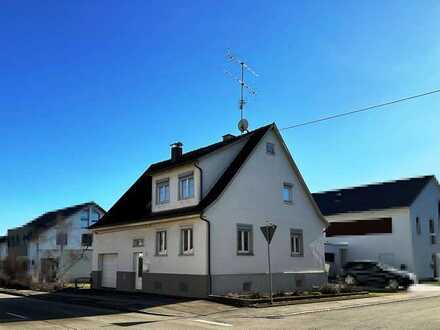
[238,118,249,133]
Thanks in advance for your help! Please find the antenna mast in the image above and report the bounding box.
[225,50,258,133]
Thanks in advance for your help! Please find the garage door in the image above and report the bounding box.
[101,254,118,288]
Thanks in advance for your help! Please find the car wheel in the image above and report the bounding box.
[344,274,357,286]
[387,279,399,290]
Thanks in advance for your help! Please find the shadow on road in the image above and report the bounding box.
[0,289,195,324]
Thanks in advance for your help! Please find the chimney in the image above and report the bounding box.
[222,134,235,142]
[170,142,183,161]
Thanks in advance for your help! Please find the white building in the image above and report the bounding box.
[313,175,440,280]
[91,123,327,298]
[6,202,105,284]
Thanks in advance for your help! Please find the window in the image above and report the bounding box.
[179,173,194,200]
[237,224,253,255]
[416,217,421,235]
[81,233,93,247]
[181,228,194,255]
[133,239,144,248]
[283,183,293,203]
[80,210,90,229]
[156,179,170,204]
[266,142,275,155]
[430,219,435,244]
[56,232,68,246]
[90,211,100,224]
[156,231,167,255]
[290,229,303,257]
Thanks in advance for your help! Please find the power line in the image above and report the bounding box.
[280,88,440,131]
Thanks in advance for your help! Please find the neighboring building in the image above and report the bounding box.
[90,123,327,298]
[5,202,105,285]
[313,175,440,280]
[0,236,7,275]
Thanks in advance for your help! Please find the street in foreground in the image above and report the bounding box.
[1,286,440,329]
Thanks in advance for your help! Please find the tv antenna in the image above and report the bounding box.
[225,50,258,133]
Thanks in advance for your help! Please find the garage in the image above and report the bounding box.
[101,254,118,288]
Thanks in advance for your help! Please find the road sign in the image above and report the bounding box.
[260,223,277,304]
[260,224,277,244]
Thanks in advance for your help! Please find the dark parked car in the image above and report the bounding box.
[342,261,415,289]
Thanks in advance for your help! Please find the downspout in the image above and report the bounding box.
[195,162,212,296]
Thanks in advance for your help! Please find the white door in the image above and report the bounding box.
[101,254,117,288]
[134,252,143,290]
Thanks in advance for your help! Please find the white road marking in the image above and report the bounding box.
[193,319,232,327]
[6,312,28,320]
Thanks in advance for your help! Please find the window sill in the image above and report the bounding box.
[284,201,293,205]
[155,253,168,257]
[237,252,254,256]
[291,253,303,257]
[179,253,195,256]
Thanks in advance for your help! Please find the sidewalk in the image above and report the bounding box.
[1,284,439,320]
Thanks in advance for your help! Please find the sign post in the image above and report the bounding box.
[260,223,277,304]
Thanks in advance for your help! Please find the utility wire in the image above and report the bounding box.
[280,88,440,131]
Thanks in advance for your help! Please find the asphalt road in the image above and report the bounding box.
[1,291,440,329]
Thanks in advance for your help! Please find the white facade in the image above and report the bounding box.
[325,178,440,280]
[92,125,327,297]
[28,205,105,283]
[206,129,325,277]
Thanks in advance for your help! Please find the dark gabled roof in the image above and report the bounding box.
[146,132,251,174]
[313,175,435,216]
[91,124,273,229]
[24,202,105,232]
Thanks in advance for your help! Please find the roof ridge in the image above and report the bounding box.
[313,175,435,195]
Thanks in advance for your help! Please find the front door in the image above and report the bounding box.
[134,252,143,290]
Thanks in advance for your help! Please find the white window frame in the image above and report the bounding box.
[237,224,253,255]
[179,173,194,200]
[283,183,293,203]
[156,179,170,204]
[180,227,194,255]
[156,231,167,256]
[290,229,303,257]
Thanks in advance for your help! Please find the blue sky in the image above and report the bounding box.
[1,1,439,235]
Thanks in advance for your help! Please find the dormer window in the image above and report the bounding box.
[156,179,170,204]
[179,172,194,200]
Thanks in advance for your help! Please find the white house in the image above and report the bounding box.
[6,202,105,285]
[313,175,440,280]
[90,123,327,298]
